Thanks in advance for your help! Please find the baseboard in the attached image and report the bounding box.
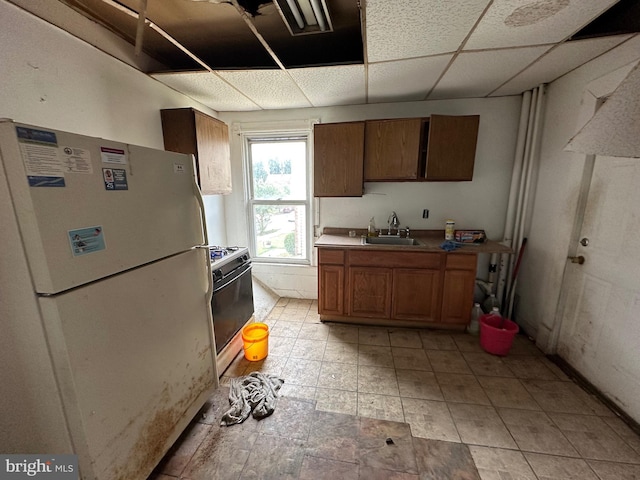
[547,354,640,436]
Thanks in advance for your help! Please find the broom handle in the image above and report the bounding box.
[504,237,528,325]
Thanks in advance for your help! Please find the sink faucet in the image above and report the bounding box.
[388,211,400,235]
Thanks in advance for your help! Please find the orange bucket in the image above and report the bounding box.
[242,323,269,361]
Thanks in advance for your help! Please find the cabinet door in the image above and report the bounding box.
[364,118,423,181]
[348,267,392,318]
[194,111,232,195]
[313,122,364,197]
[161,108,232,194]
[425,115,479,181]
[392,269,440,322]
[440,269,475,324]
[318,265,344,316]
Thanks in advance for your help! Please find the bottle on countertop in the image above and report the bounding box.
[368,217,378,237]
[445,220,455,240]
[467,303,482,335]
[482,293,501,313]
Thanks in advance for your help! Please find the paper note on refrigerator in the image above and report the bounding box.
[16,126,66,187]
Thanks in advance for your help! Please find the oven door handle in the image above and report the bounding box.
[213,263,252,293]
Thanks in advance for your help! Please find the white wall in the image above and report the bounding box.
[517,36,640,347]
[219,96,521,298]
[0,0,227,244]
[0,0,228,451]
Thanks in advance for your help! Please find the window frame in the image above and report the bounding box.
[243,130,314,265]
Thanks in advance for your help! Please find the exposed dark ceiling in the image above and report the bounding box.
[572,0,640,40]
[32,0,640,111]
[60,0,363,71]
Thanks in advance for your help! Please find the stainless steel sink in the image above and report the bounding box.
[362,236,420,246]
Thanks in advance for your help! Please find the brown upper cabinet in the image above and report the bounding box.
[364,118,423,181]
[160,108,232,195]
[365,115,480,182]
[313,122,365,197]
[423,115,480,181]
[313,115,480,196]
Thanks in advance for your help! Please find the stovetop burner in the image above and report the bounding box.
[209,246,250,267]
[209,246,240,259]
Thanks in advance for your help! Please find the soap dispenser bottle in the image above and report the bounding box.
[367,217,377,237]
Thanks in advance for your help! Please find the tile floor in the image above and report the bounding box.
[150,298,640,480]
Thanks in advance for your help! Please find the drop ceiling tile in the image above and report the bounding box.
[368,55,453,103]
[465,0,619,50]
[288,65,366,107]
[588,59,639,99]
[366,0,490,62]
[429,46,551,99]
[216,70,313,110]
[565,61,640,158]
[492,35,632,96]
[151,71,260,111]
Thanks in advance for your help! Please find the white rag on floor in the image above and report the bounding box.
[220,372,285,426]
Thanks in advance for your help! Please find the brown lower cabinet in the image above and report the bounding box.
[440,254,477,324]
[318,247,476,327]
[392,268,441,321]
[318,249,345,315]
[349,267,393,318]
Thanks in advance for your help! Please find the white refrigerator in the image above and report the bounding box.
[0,120,218,479]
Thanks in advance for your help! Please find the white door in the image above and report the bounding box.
[555,155,640,422]
[38,248,216,480]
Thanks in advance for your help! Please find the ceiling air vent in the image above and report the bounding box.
[274,0,333,35]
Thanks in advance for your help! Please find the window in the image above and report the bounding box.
[245,133,312,264]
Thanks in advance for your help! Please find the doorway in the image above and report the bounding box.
[549,70,640,422]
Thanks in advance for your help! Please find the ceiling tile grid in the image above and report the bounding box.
[216,70,313,110]
[464,0,620,50]
[429,45,552,100]
[288,65,366,107]
[368,55,453,103]
[151,71,260,111]
[365,0,491,62]
[127,0,637,110]
[492,34,633,96]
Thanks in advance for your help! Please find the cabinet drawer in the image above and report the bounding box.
[445,253,477,270]
[318,249,345,265]
[349,250,441,269]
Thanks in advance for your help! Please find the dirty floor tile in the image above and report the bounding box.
[524,452,599,479]
[468,446,536,480]
[153,299,640,480]
[413,437,481,480]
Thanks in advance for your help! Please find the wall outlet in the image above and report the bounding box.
[422,209,429,219]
